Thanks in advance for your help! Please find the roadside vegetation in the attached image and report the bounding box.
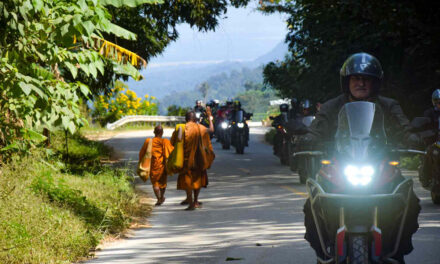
[0,132,149,264]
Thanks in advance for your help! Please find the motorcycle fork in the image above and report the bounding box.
[335,207,382,263]
[371,206,382,261]
[335,207,347,263]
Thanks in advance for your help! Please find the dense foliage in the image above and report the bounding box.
[262,0,440,116]
[92,80,159,126]
[0,0,154,155]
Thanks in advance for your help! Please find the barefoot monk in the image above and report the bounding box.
[139,125,174,206]
[171,109,215,210]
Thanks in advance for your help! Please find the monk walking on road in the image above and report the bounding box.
[139,125,174,206]
[171,109,215,210]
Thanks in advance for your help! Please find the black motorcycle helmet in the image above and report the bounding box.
[340,52,383,96]
[432,89,440,107]
[279,103,289,113]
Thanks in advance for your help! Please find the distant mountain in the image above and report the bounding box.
[125,41,288,101]
[254,41,288,64]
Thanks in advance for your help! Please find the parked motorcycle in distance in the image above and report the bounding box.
[305,102,419,264]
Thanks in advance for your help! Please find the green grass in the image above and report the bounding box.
[0,133,148,263]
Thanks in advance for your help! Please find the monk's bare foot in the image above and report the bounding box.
[159,197,165,205]
[194,202,203,208]
[155,200,161,206]
[180,199,189,205]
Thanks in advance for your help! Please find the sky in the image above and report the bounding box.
[148,2,288,68]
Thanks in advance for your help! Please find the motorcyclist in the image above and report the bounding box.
[301,52,421,263]
[289,98,299,119]
[194,100,207,125]
[272,104,290,156]
[229,100,251,146]
[419,89,440,187]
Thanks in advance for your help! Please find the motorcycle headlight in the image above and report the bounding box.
[344,165,374,186]
[237,122,244,128]
[196,113,201,118]
[221,122,228,129]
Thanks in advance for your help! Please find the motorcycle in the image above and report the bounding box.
[271,113,290,165]
[410,117,440,204]
[231,110,249,154]
[305,102,419,264]
[219,119,231,150]
[288,115,316,183]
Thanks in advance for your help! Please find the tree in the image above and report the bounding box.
[261,0,440,116]
[198,82,211,102]
[0,0,156,153]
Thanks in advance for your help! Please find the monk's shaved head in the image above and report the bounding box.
[185,111,196,122]
[154,125,163,136]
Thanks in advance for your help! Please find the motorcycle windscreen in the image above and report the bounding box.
[302,116,315,127]
[335,102,386,162]
[235,110,244,123]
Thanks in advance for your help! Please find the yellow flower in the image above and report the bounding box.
[151,96,156,100]
[144,94,149,98]
[146,101,150,106]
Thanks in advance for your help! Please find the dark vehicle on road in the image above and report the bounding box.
[219,119,232,149]
[410,116,440,204]
[290,115,317,183]
[231,110,252,154]
[305,102,419,264]
[271,104,290,165]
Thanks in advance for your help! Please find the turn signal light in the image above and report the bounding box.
[321,160,331,165]
[389,161,399,166]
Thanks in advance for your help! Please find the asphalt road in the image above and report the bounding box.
[87,128,440,264]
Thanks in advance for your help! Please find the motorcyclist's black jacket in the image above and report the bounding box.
[423,107,440,144]
[305,94,413,146]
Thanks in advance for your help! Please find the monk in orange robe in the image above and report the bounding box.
[171,109,215,210]
[139,125,174,206]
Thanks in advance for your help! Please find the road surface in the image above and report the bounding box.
[87,128,440,264]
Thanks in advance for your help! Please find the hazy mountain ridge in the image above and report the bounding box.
[126,41,288,106]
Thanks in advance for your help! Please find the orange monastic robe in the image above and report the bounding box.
[139,137,174,188]
[171,122,215,190]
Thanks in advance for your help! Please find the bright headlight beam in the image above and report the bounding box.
[237,122,244,128]
[221,122,228,129]
[344,165,374,186]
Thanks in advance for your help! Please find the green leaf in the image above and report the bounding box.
[19,82,33,95]
[65,62,78,78]
[61,116,70,129]
[79,83,89,97]
[106,22,137,40]
[82,20,95,36]
[68,121,76,134]
[60,24,70,36]
[101,0,162,8]
[22,128,47,143]
[79,63,90,76]
[1,142,19,152]
[88,63,97,78]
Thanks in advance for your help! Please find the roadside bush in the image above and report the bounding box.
[400,156,422,171]
[265,128,276,145]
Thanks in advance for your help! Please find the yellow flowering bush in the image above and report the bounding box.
[92,80,159,126]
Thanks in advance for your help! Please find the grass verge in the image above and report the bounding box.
[0,132,150,264]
